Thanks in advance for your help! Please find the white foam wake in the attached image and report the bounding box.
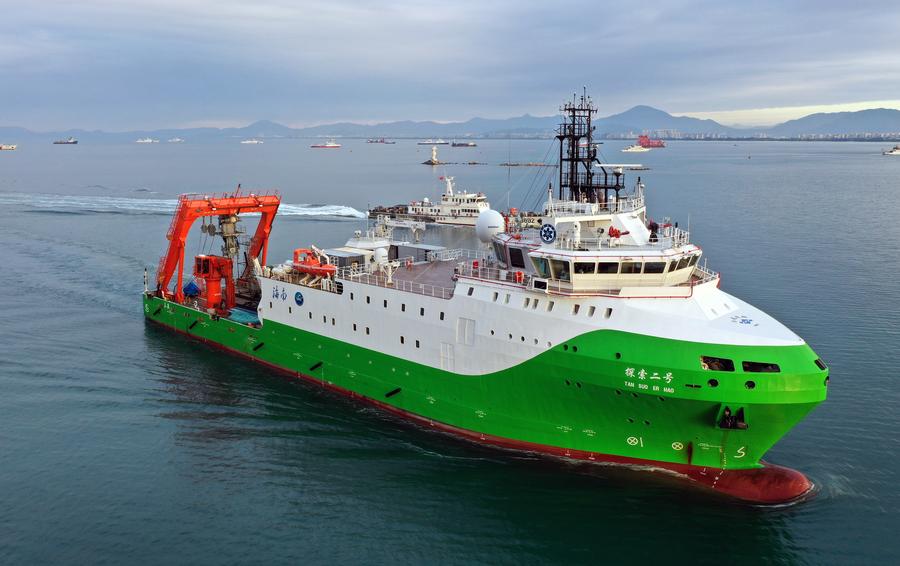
[0,193,366,218]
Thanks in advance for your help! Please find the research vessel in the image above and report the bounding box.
[143,93,828,503]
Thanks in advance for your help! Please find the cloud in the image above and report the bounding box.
[1,0,899,129]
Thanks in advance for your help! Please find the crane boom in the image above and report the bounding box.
[156,191,281,303]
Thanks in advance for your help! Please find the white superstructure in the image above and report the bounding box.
[407,176,491,226]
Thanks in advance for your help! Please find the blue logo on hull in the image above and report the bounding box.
[294,292,304,306]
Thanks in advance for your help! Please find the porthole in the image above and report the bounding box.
[490,330,495,336]
[615,389,622,395]
[605,308,613,319]
[576,382,582,388]
[631,392,638,398]
[565,379,571,386]
[643,420,651,426]
[467,287,474,296]
[563,344,569,351]
[366,296,370,304]
[415,340,420,348]
[520,336,525,342]
[572,346,578,353]
[745,380,756,389]
[708,378,719,388]
[384,299,388,308]
[626,418,634,423]
[400,336,405,344]
[420,307,425,316]
[615,352,622,359]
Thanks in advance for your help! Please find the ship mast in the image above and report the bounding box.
[556,89,625,205]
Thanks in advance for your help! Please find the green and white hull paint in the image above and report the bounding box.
[144,268,827,503]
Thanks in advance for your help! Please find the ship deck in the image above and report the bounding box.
[339,259,457,299]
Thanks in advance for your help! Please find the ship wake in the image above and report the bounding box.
[0,193,366,218]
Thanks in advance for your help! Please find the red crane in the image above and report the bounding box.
[156,191,281,305]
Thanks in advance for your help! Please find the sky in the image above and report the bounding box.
[2,0,899,131]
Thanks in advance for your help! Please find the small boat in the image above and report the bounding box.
[167,137,185,143]
[135,137,159,144]
[240,139,264,144]
[418,138,449,145]
[310,138,341,149]
[883,145,900,156]
[452,141,477,147]
[53,137,78,145]
[621,144,650,153]
[293,248,337,276]
[0,144,17,151]
[367,138,396,144]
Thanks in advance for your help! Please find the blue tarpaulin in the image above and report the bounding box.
[228,308,260,325]
[183,280,201,297]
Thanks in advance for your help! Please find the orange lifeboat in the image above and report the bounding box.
[293,248,337,277]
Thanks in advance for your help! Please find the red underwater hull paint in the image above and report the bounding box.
[147,317,815,505]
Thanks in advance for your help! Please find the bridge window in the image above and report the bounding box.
[689,255,699,267]
[742,361,780,373]
[597,262,619,274]
[550,259,571,281]
[509,247,527,269]
[574,261,596,274]
[644,261,666,274]
[701,356,735,371]
[532,257,551,278]
[621,261,642,274]
[676,257,690,270]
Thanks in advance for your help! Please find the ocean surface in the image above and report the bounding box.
[0,139,897,565]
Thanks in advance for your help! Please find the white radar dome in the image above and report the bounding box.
[373,247,388,265]
[476,209,505,243]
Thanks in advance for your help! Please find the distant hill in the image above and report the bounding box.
[596,105,739,135]
[766,108,900,136]
[3,106,900,142]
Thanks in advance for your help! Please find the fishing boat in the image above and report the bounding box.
[53,137,78,145]
[369,175,490,226]
[144,92,827,504]
[883,145,900,156]
[622,144,650,153]
[311,139,341,149]
[418,138,449,145]
[135,137,159,144]
[241,139,264,145]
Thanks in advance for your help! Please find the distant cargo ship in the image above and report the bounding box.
[135,137,159,144]
[367,138,396,144]
[638,134,665,148]
[418,138,449,145]
[452,141,477,147]
[240,139,264,145]
[53,137,78,145]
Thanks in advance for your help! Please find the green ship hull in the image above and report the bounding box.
[143,294,828,503]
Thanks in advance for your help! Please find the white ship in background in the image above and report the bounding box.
[369,176,490,226]
[883,145,900,156]
[241,139,264,144]
[135,137,159,144]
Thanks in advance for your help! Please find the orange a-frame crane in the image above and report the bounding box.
[156,191,281,304]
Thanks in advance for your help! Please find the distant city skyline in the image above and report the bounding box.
[3,1,899,130]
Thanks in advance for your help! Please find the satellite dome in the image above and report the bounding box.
[476,209,505,243]
[373,247,388,265]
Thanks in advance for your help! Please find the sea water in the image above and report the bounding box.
[0,139,897,564]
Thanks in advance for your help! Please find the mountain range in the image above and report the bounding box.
[4,106,900,141]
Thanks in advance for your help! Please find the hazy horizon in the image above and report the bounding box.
[3,1,899,131]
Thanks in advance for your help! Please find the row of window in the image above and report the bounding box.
[701,356,781,373]
[481,287,613,318]
[349,291,445,320]
[532,254,699,282]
